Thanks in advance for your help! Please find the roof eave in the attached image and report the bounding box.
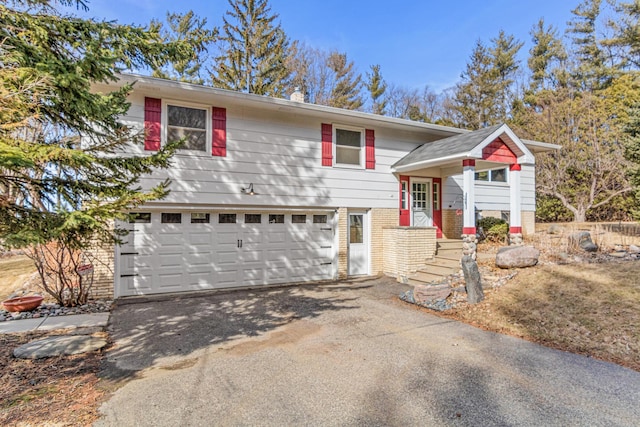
[110,73,468,136]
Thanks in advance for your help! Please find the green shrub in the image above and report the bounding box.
[477,216,505,230]
[477,217,508,242]
[486,222,509,242]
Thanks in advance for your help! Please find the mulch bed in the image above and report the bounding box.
[0,331,105,426]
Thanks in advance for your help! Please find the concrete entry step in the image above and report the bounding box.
[417,263,459,276]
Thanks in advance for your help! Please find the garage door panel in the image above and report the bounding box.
[159,254,183,268]
[266,231,286,243]
[158,273,184,289]
[217,250,238,265]
[188,272,214,287]
[242,250,263,263]
[117,211,336,296]
[186,255,212,268]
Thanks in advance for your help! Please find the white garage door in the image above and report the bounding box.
[116,211,336,297]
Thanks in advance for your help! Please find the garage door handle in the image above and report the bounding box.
[237,239,243,248]
[120,252,138,255]
[321,227,332,231]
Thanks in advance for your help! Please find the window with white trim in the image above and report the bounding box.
[335,127,363,166]
[475,167,508,183]
[166,104,208,152]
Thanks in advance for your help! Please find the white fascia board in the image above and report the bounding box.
[469,124,535,165]
[114,73,467,136]
[522,139,562,153]
[391,153,472,173]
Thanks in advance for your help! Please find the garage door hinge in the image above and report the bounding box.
[320,245,331,249]
[120,273,139,278]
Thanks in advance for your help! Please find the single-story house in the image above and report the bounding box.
[89,74,558,299]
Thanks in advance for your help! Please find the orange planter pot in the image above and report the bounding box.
[3,296,44,312]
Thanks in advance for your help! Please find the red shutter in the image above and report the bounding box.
[365,129,375,169]
[144,97,161,151]
[321,123,333,166]
[399,175,410,226]
[433,178,443,238]
[212,107,227,157]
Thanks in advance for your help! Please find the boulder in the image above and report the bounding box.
[629,244,640,254]
[547,224,565,235]
[569,231,598,252]
[496,245,540,269]
[413,283,451,304]
[461,255,484,304]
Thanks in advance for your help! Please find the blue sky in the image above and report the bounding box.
[68,0,582,91]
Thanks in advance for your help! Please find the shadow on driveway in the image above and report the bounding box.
[101,279,387,379]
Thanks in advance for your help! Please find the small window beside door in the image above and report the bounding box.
[349,215,363,244]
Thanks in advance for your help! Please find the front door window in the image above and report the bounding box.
[412,180,432,227]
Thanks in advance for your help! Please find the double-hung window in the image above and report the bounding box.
[335,126,363,167]
[167,104,208,152]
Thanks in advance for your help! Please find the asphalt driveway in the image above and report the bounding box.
[97,277,640,426]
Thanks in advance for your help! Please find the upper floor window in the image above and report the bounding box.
[475,167,507,183]
[167,104,208,152]
[335,127,363,166]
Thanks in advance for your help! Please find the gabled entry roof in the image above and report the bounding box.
[391,123,540,173]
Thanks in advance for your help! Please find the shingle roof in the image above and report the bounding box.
[392,124,504,169]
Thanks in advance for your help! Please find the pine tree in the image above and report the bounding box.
[327,52,363,110]
[366,64,387,115]
[151,11,218,84]
[527,18,567,91]
[567,0,611,89]
[623,101,640,217]
[212,0,291,96]
[489,30,524,120]
[451,39,500,129]
[606,0,640,68]
[0,0,189,304]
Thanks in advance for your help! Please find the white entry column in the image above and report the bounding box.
[461,159,477,259]
[509,163,523,245]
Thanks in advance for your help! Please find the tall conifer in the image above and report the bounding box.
[212,0,291,96]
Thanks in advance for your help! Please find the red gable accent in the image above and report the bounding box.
[144,97,161,151]
[462,159,476,167]
[321,123,333,166]
[483,138,517,163]
[365,129,375,169]
[212,107,227,157]
[510,163,521,171]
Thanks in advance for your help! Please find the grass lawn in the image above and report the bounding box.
[0,255,37,301]
[443,261,640,372]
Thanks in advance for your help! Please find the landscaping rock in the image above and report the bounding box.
[609,251,627,258]
[547,224,565,235]
[413,283,451,303]
[629,244,640,254]
[569,231,598,252]
[496,245,540,268]
[461,255,483,304]
[13,335,107,359]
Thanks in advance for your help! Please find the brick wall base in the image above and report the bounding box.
[383,227,437,283]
